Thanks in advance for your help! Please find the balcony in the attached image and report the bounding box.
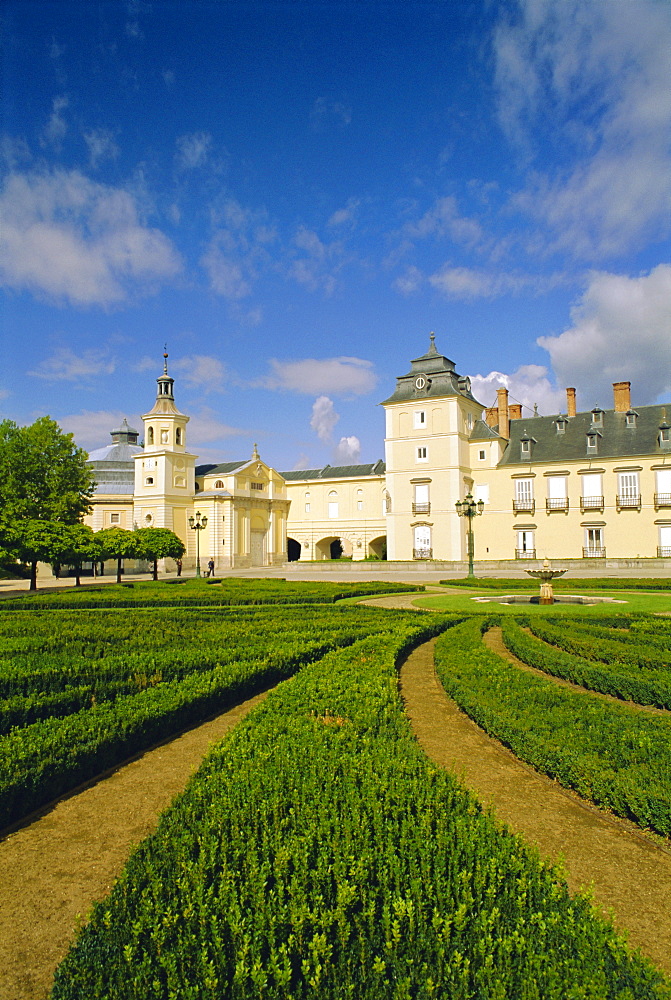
[545,498,569,512]
[580,495,604,513]
[412,502,431,514]
[655,493,671,509]
[413,547,433,560]
[616,494,641,510]
[513,499,535,514]
[658,546,671,558]
[583,547,606,558]
[515,548,536,559]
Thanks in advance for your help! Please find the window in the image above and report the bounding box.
[655,469,671,508]
[110,513,120,524]
[305,503,311,513]
[581,473,603,511]
[555,416,567,435]
[586,433,599,453]
[546,476,568,511]
[357,490,364,512]
[144,513,153,526]
[145,476,154,486]
[467,413,473,430]
[474,483,489,505]
[660,426,671,448]
[513,479,534,513]
[591,408,604,427]
[161,429,169,444]
[413,410,426,429]
[413,525,431,559]
[584,527,605,557]
[625,412,637,428]
[214,480,225,489]
[413,483,430,514]
[516,530,535,559]
[176,428,182,445]
[147,426,154,445]
[659,524,671,558]
[478,449,486,460]
[328,491,339,518]
[251,482,264,491]
[617,472,641,509]
[521,439,531,456]
[416,446,428,462]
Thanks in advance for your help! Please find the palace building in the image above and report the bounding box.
[85,338,671,571]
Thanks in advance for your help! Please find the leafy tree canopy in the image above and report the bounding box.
[134,528,186,561]
[0,417,95,530]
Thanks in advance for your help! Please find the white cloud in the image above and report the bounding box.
[403,196,484,250]
[0,168,182,306]
[200,200,275,299]
[310,396,339,443]
[200,247,251,299]
[333,435,361,464]
[175,131,213,170]
[84,129,119,169]
[29,347,116,382]
[393,265,423,295]
[328,199,360,228]
[59,409,141,451]
[470,366,565,417]
[262,357,376,396]
[494,0,671,259]
[537,264,671,405]
[429,266,527,300]
[173,355,227,392]
[40,95,68,150]
[188,407,246,446]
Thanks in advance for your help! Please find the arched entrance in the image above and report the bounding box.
[368,535,387,559]
[287,537,301,562]
[315,536,343,560]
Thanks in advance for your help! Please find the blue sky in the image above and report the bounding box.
[1,0,670,471]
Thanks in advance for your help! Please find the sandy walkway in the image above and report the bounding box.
[0,689,270,1000]
[400,638,671,976]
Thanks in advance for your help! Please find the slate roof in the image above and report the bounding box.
[195,461,247,477]
[281,460,386,481]
[469,420,500,442]
[381,334,481,406]
[497,405,671,467]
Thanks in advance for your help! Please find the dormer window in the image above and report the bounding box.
[660,424,671,449]
[519,430,535,459]
[625,410,638,428]
[586,432,599,454]
[555,415,567,435]
[590,407,604,427]
[214,480,225,489]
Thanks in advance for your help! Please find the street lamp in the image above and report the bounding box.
[455,493,485,578]
[188,510,208,577]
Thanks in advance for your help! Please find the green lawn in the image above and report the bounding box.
[412,586,671,616]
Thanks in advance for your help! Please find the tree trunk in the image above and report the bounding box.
[30,560,38,591]
[116,557,122,585]
[153,558,158,581]
[75,567,81,587]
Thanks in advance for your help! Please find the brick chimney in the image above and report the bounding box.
[509,403,522,421]
[613,381,631,412]
[566,387,577,418]
[484,406,499,429]
[497,387,509,439]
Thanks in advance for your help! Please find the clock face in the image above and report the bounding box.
[415,375,427,390]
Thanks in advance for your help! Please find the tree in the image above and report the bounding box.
[59,524,100,587]
[96,527,141,584]
[0,417,95,589]
[0,417,95,528]
[134,527,185,581]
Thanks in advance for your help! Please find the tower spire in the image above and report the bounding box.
[156,347,174,401]
[428,331,438,355]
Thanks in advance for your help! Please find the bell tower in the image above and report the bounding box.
[133,350,196,544]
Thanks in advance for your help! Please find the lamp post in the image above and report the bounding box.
[455,493,485,578]
[188,510,208,578]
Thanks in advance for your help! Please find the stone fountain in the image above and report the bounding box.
[525,558,567,604]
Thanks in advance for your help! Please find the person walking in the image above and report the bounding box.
[207,558,215,577]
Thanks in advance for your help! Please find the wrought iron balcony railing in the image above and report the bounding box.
[513,499,535,514]
[654,493,671,508]
[583,546,606,558]
[515,548,536,559]
[412,502,431,514]
[413,547,433,560]
[658,546,671,558]
[580,495,604,512]
[545,498,569,511]
[616,494,641,510]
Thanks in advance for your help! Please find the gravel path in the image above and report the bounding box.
[400,638,671,976]
[0,689,271,1000]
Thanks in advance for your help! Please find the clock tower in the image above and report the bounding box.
[133,351,196,545]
